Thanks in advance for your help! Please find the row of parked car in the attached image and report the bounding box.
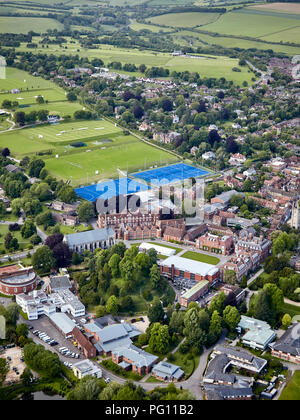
[63,361,73,369]
[33,330,58,347]
[58,347,80,359]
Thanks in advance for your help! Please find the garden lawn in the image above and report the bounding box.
[279,371,300,400]
[167,350,200,379]
[181,251,220,265]
[0,224,31,252]
[280,302,300,319]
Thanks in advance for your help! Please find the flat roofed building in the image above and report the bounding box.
[72,359,102,379]
[237,316,276,351]
[159,255,219,284]
[179,280,209,308]
[139,242,176,257]
[48,312,76,338]
[16,290,56,320]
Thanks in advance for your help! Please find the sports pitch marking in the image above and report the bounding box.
[75,177,150,202]
[131,163,210,185]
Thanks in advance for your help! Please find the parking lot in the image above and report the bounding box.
[0,347,26,384]
[27,316,83,364]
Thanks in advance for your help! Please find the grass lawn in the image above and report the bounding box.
[279,371,300,400]
[0,224,31,252]
[167,351,200,379]
[59,224,93,235]
[280,302,300,319]
[181,251,220,265]
[145,376,162,383]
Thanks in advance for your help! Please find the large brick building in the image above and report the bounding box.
[196,233,234,255]
[112,344,158,375]
[0,265,37,296]
[159,255,219,284]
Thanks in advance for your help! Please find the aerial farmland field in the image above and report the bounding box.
[0,16,63,33]
[149,12,221,28]
[199,8,300,39]
[15,40,253,84]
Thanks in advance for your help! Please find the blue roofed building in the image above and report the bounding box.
[237,316,276,351]
[152,361,185,382]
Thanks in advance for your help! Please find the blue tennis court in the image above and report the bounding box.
[75,177,150,202]
[132,163,210,186]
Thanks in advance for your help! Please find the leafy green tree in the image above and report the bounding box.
[148,323,170,355]
[209,292,226,315]
[78,201,95,223]
[113,381,145,400]
[209,310,222,341]
[0,358,9,385]
[57,185,76,203]
[100,382,122,400]
[106,295,118,316]
[281,314,292,330]
[150,264,161,290]
[148,298,165,324]
[32,246,56,275]
[223,306,241,332]
[224,270,237,285]
[21,367,33,386]
[21,219,37,239]
[169,310,185,335]
[251,289,276,326]
[16,323,28,338]
[108,254,121,278]
[28,159,45,178]
[67,376,104,400]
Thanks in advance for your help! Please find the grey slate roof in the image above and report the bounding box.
[65,227,114,247]
[112,344,158,368]
[49,275,71,291]
[152,361,184,380]
[204,354,236,384]
[271,323,300,357]
[86,322,141,354]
